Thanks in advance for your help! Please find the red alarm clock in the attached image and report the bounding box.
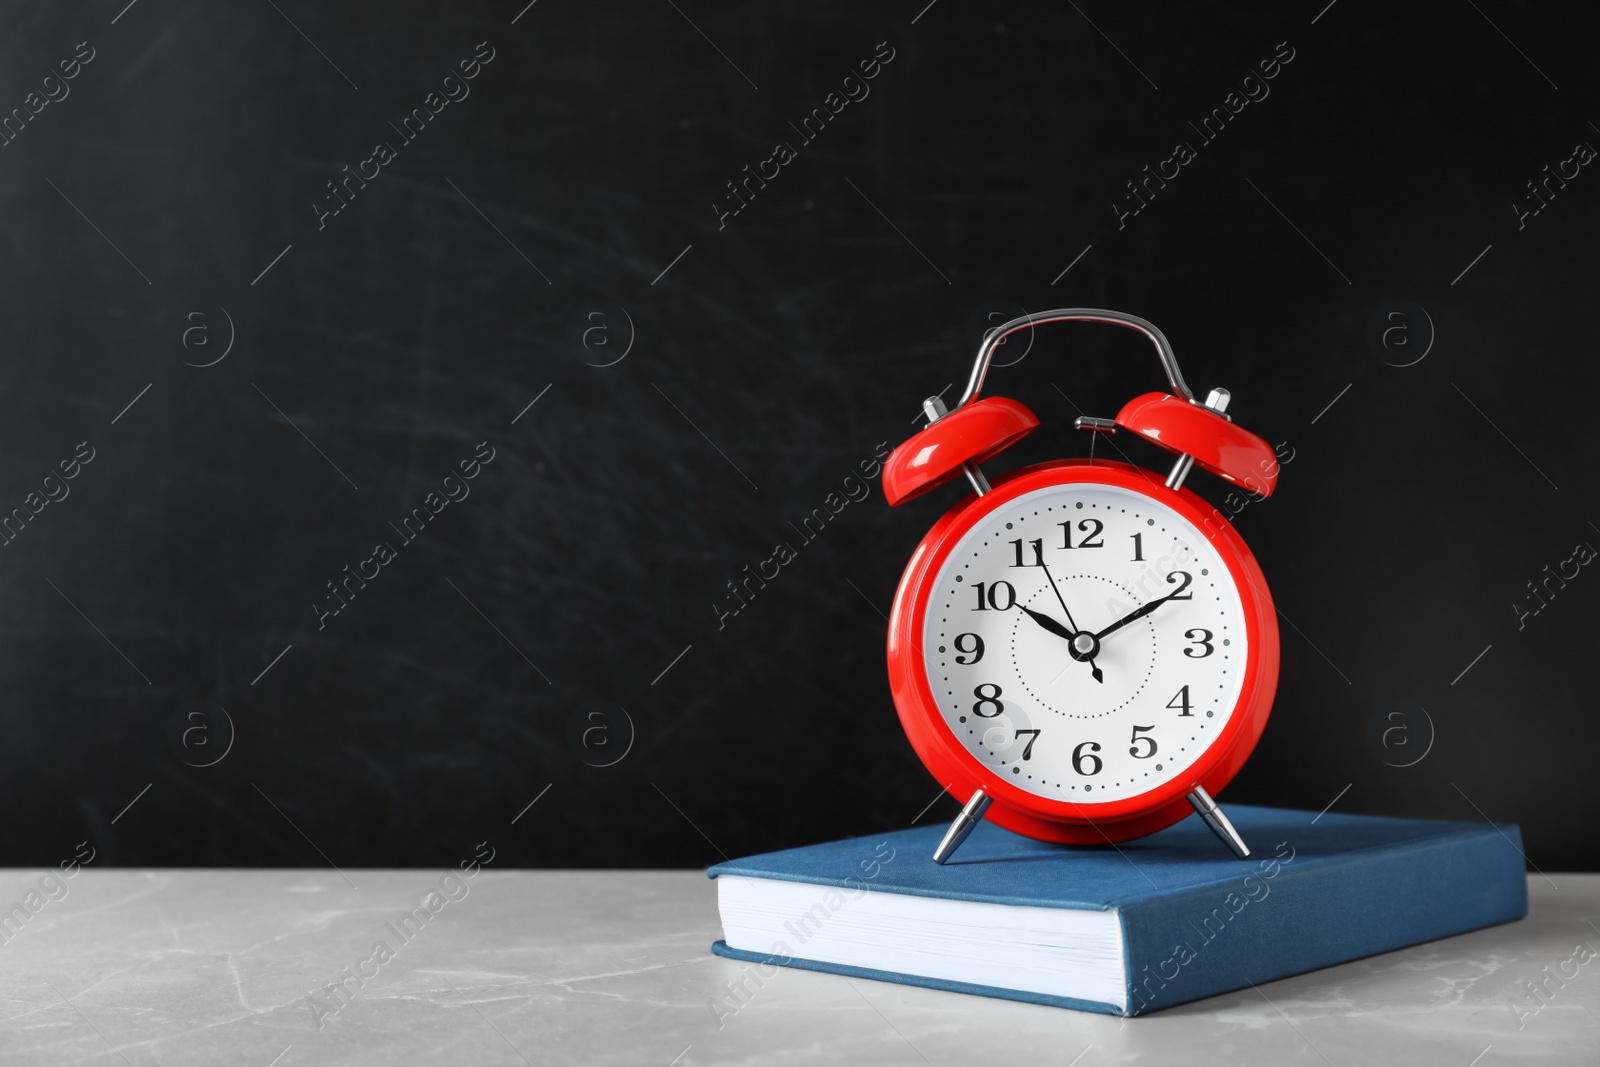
[883,310,1281,862]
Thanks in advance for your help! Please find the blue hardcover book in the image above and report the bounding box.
[707,805,1528,1015]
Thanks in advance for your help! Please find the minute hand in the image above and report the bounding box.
[1095,581,1189,640]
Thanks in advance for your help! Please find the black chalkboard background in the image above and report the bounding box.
[2,1,1595,872]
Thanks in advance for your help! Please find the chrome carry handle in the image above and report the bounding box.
[954,308,1196,411]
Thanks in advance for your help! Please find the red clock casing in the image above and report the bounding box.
[887,459,1279,844]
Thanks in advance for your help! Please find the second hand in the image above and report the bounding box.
[1038,560,1102,683]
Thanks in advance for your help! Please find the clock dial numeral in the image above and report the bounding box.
[1129,724,1157,759]
[1058,518,1105,549]
[1167,684,1194,716]
[972,581,1016,611]
[1131,532,1144,561]
[1004,537,1043,572]
[953,632,985,665]
[1072,740,1103,776]
[1184,628,1215,658]
[1014,729,1040,760]
[973,683,1005,717]
[1167,570,1194,599]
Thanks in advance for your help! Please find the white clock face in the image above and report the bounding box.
[922,481,1249,804]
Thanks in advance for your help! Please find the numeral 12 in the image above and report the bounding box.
[1058,519,1104,549]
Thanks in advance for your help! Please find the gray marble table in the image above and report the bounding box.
[0,869,1593,1065]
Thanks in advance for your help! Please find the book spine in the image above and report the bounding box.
[1119,827,1529,1014]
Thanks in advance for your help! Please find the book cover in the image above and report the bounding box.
[707,805,1529,1015]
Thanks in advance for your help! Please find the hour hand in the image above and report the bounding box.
[1020,605,1076,643]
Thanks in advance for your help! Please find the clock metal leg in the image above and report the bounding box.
[1188,785,1250,859]
[933,789,993,864]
